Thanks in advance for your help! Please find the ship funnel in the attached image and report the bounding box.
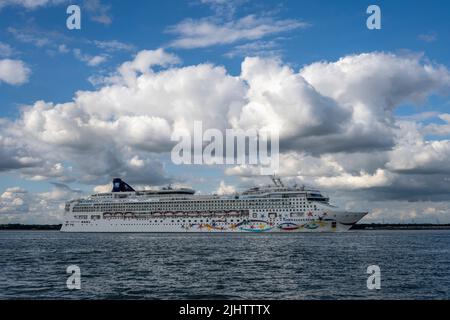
[112,178,135,192]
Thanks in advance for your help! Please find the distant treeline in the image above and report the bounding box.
[351,223,450,230]
[0,224,62,230]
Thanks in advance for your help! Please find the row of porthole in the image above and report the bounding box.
[105,219,241,224]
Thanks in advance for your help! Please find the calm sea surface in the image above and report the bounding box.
[0,230,449,299]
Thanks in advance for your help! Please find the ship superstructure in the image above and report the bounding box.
[61,177,367,232]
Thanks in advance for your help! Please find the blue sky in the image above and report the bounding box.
[2,0,450,116]
[1,0,450,223]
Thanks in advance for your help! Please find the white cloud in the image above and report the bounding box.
[93,40,135,52]
[83,0,112,25]
[387,121,450,174]
[0,42,14,57]
[224,40,280,58]
[0,187,29,214]
[300,53,450,115]
[295,52,450,154]
[73,48,108,66]
[418,32,437,43]
[7,27,51,47]
[199,0,242,18]
[167,15,308,49]
[215,181,236,195]
[93,183,111,193]
[315,169,393,190]
[4,51,450,181]
[233,56,351,143]
[1,50,450,225]
[87,55,107,66]
[352,200,450,223]
[0,59,31,85]
[58,44,69,54]
[0,183,81,224]
[116,49,181,84]
[0,0,66,10]
[422,113,450,136]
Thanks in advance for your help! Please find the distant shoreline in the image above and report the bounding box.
[1,223,450,231]
[0,224,62,230]
[351,223,450,230]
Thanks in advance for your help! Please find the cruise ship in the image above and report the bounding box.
[61,177,367,233]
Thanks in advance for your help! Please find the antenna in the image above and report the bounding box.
[270,175,284,187]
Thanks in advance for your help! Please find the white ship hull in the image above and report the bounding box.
[61,212,366,233]
[61,178,368,233]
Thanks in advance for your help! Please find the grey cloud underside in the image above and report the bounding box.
[280,128,395,155]
[344,174,450,202]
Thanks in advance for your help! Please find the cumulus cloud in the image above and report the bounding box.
[422,113,450,136]
[4,51,450,177]
[93,183,112,193]
[1,49,450,225]
[315,169,393,190]
[233,56,351,146]
[215,180,236,195]
[0,187,28,214]
[346,199,450,223]
[0,59,31,85]
[387,121,450,174]
[301,53,450,111]
[297,52,450,154]
[0,183,82,224]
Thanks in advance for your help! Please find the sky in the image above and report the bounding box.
[1,0,450,224]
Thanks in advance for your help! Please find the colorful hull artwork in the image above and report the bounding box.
[183,220,275,232]
[304,222,319,230]
[179,219,337,232]
[277,222,301,231]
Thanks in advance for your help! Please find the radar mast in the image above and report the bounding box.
[270,175,284,187]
